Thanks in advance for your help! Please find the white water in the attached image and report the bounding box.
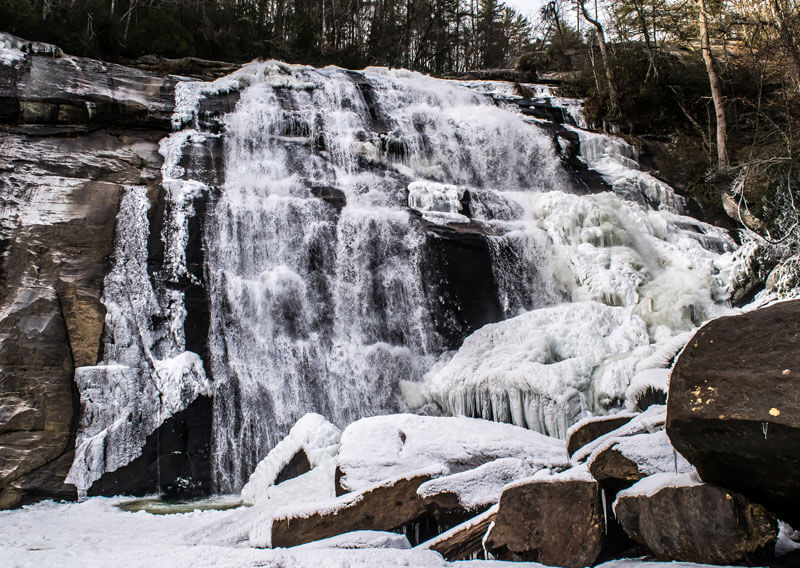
[67,61,739,492]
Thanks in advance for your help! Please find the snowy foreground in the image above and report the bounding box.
[1,497,755,568]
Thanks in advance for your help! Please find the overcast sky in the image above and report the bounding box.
[504,0,548,21]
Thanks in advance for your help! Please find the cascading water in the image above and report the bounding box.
[68,61,738,493]
[197,63,582,491]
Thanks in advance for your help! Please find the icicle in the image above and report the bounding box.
[763,422,769,440]
[482,521,496,560]
[601,488,608,534]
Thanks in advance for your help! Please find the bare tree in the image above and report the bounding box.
[696,0,729,168]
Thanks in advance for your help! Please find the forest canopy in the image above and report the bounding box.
[0,0,534,72]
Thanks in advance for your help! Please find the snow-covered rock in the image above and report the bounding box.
[335,414,568,493]
[417,457,543,515]
[587,430,693,488]
[241,413,340,505]
[571,405,666,464]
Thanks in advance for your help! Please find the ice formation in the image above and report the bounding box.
[66,186,209,495]
[419,187,736,437]
[336,414,568,492]
[240,413,341,505]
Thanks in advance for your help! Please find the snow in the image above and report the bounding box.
[417,458,543,511]
[2,497,511,568]
[586,430,693,477]
[292,530,411,550]
[241,413,341,505]
[571,405,666,464]
[336,414,568,492]
[613,471,705,511]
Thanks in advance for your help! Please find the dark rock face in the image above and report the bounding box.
[615,480,777,564]
[87,396,213,500]
[0,45,180,507]
[485,476,604,568]
[567,415,634,457]
[270,473,433,548]
[274,449,311,485]
[667,300,800,526]
[422,222,503,349]
[420,507,498,561]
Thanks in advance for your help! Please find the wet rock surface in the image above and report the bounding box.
[667,300,800,526]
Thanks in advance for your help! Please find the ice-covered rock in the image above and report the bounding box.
[425,302,650,438]
[241,413,341,505]
[335,414,568,493]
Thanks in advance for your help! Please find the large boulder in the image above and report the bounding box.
[614,472,777,564]
[335,414,567,494]
[269,470,435,548]
[666,301,800,525]
[485,468,604,567]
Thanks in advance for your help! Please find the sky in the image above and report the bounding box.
[504,0,549,21]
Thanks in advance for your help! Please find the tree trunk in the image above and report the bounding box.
[697,0,729,169]
[579,0,620,116]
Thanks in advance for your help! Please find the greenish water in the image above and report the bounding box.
[117,495,246,515]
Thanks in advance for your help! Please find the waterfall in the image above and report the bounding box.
[197,63,579,491]
[67,61,737,493]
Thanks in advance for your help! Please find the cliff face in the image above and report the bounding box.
[0,35,177,507]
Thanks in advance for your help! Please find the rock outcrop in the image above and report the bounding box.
[614,473,777,564]
[667,301,800,526]
[0,35,213,507]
